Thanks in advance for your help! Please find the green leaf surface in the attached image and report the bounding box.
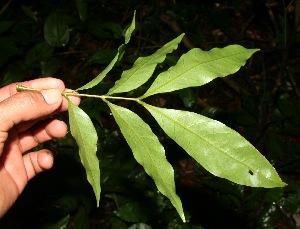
[143,103,286,188]
[76,44,124,91]
[44,12,70,47]
[115,202,149,223]
[106,101,185,222]
[125,11,136,44]
[107,34,184,95]
[67,99,100,205]
[141,45,259,98]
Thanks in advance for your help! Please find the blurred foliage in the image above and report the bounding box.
[1,0,300,228]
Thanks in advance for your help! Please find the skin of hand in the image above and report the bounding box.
[0,77,80,218]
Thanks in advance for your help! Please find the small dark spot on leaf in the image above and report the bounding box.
[249,170,254,175]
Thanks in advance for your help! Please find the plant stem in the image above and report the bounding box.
[63,91,139,101]
[16,85,139,102]
[16,84,41,91]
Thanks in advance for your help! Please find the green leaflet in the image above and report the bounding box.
[106,101,185,222]
[76,44,125,91]
[67,99,100,205]
[125,11,136,44]
[75,12,136,91]
[141,45,259,98]
[107,34,184,95]
[143,103,286,188]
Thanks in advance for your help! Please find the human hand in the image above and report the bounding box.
[0,77,80,218]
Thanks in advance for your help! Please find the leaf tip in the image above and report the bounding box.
[96,195,100,208]
[280,181,288,187]
[253,48,260,53]
[181,213,186,223]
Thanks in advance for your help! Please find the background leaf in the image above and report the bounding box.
[41,57,61,77]
[0,37,19,67]
[128,223,152,229]
[68,99,100,205]
[44,12,70,47]
[106,101,185,222]
[25,41,54,65]
[0,21,14,34]
[21,5,38,21]
[75,0,87,21]
[115,202,150,223]
[107,34,184,95]
[143,103,286,188]
[88,49,118,65]
[141,45,259,98]
[178,88,197,108]
[89,22,123,39]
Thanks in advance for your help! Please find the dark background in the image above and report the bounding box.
[1,0,300,228]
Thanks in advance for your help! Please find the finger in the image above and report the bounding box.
[18,120,67,153]
[23,149,54,180]
[0,77,80,116]
[0,89,62,134]
[15,90,80,133]
[0,77,65,102]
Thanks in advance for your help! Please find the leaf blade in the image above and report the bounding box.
[125,11,136,44]
[143,104,286,188]
[107,34,184,95]
[68,99,100,205]
[106,101,185,222]
[142,45,259,98]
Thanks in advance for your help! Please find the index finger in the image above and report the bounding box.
[0,77,65,102]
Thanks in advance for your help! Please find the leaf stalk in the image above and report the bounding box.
[16,85,139,102]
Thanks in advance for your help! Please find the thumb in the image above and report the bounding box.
[0,89,63,133]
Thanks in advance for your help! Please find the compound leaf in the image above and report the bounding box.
[68,99,100,205]
[106,101,185,222]
[143,103,286,188]
[141,45,258,98]
[107,34,184,95]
